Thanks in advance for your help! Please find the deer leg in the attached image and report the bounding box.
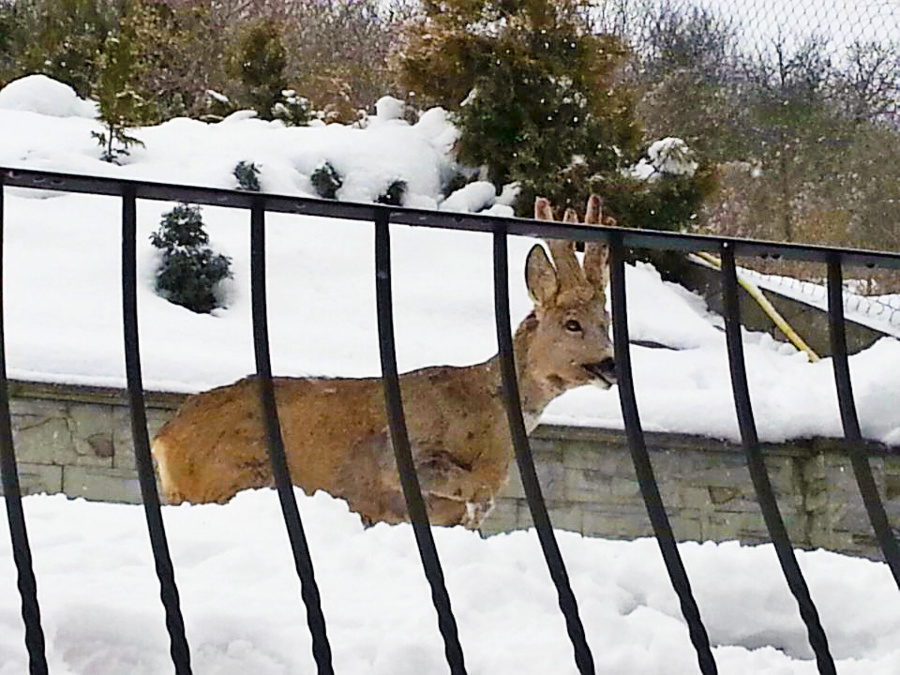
[414,450,495,529]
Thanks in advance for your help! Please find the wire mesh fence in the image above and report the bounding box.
[591,0,899,267]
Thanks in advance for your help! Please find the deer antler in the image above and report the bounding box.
[583,194,611,291]
[534,196,610,303]
[535,198,587,296]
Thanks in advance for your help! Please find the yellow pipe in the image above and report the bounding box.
[694,251,821,363]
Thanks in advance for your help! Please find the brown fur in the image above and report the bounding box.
[152,195,616,528]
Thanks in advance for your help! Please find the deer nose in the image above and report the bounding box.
[584,357,617,384]
[597,357,616,383]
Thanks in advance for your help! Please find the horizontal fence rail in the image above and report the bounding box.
[1,166,898,674]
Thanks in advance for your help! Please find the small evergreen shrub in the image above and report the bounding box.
[272,89,314,126]
[377,179,406,206]
[150,203,232,314]
[310,161,342,199]
[93,33,146,163]
[228,17,287,120]
[233,161,261,191]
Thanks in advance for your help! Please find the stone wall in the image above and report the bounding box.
[482,426,900,560]
[8,381,182,503]
[5,381,898,559]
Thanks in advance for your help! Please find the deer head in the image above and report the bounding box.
[514,195,616,418]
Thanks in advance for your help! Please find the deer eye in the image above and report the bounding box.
[564,319,582,333]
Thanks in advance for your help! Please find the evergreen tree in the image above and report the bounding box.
[397,0,643,214]
[150,204,232,314]
[228,17,287,120]
[93,29,145,162]
[6,0,115,98]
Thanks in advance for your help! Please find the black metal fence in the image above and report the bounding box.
[1,166,899,675]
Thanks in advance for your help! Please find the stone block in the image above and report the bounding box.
[69,403,115,466]
[703,511,767,542]
[545,503,584,534]
[1,463,63,496]
[564,466,612,502]
[63,465,142,504]
[11,399,75,465]
[676,486,715,511]
[707,485,741,506]
[581,504,653,539]
[480,497,522,535]
[502,458,565,501]
[667,509,703,541]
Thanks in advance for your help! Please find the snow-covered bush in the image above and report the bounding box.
[310,162,342,199]
[233,161,261,192]
[150,204,232,314]
[272,89,314,126]
[377,179,406,206]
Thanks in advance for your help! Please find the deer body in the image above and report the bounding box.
[152,196,616,528]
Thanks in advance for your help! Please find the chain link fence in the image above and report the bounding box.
[589,0,899,267]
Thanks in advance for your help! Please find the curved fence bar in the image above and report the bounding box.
[608,238,718,675]
[720,243,835,674]
[492,230,595,675]
[373,210,467,675]
[0,177,47,675]
[826,257,900,588]
[121,187,193,674]
[249,200,334,674]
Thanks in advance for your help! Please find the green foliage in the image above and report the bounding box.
[150,204,232,314]
[228,17,287,120]
[397,0,643,214]
[310,162,343,199]
[377,179,407,206]
[590,166,718,233]
[92,31,145,162]
[272,88,314,126]
[126,1,230,122]
[233,161,261,191]
[2,0,116,97]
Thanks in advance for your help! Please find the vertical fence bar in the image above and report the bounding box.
[249,199,334,674]
[121,186,192,674]
[373,209,467,675]
[826,256,900,588]
[608,238,717,675]
[720,243,835,674]
[0,176,47,675]
[492,229,594,675]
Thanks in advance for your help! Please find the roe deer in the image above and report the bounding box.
[151,195,617,528]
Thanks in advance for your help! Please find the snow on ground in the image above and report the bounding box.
[2,490,899,675]
[1,75,900,674]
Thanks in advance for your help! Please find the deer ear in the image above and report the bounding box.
[525,244,558,307]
